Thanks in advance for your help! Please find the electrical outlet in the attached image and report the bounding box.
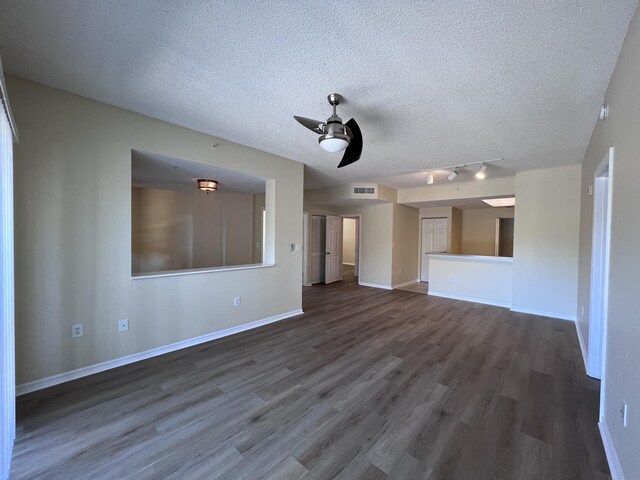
[621,402,628,427]
[234,296,241,307]
[71,323,84,338]
[118,319,129,333]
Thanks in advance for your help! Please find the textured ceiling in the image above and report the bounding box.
[0,1,637,189]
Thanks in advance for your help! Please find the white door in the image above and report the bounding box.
[420,218,448,282]
[325,215,343,284]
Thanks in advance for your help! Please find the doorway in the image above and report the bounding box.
[342,216,360,277]
[420,217,448,282]
[588,147,614,384]
[306,214,343,285]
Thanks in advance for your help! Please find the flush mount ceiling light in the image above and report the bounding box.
[426,172,434,185]
[475,163,488,179]
[197,178,218,193]
[482,197,515,207]
[448,169,459,182]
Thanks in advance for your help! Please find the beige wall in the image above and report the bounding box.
[354,203,394,287]
[132,188,255,273]
[252,193,265,263]
[392,204,419,286]
[451,207,462,254]
[342,218,357,265]
[577,6,640,477]
[9,76,303,385]
[132,187,194,273]
[220,191,254,266]
[511,165,581,319]
[461,207,514,256]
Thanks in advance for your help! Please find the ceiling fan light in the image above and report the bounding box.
[197,178,218,193]
[319,134,349,152]
[448,169,459,182]
[426,172,434,185]
[476,164,488,179]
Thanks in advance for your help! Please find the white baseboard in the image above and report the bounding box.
[16,309,304,396]
[510,306,576,321]
[575,320,589,374]
[428,290,511,309]
[393,279,420,289]
[342,262,355,266]
[358,281,393,290]
[599,419,624,480]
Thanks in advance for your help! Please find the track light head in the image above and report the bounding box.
[475,163,488,179]
[448,169,459,182]
[426,172,434,185]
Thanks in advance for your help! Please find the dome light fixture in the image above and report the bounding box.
[197,178,218,193]
[319,133,350,152]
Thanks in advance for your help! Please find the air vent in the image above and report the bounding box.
[353,186,376,196]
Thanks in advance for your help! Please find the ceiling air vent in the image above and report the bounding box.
[353,186,376,196]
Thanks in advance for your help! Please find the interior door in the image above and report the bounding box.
[420,218,448,282]
[325,215,343,284]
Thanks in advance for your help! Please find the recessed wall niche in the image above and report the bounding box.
[131,149,269,275]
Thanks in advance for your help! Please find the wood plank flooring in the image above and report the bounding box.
[10,267,609,479]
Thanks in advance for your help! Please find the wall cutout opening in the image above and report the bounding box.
[131,149,272,276]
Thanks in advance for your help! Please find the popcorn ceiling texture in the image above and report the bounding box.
[0,0,637,188]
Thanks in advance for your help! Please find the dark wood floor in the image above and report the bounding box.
[10,267,609,479]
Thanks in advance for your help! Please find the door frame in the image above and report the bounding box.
[588,147,614,394]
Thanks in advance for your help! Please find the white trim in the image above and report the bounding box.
[358,281,393,290]
[599,419,624,480]
[0,56,19,141]
[575,320,589,373]
[342,262,355,266]
[510,306,576,321]
[588,147,614,380]
[16,309,303,396]
[429,290,511,309]
[393,279,420,289]
[132,263,275,280]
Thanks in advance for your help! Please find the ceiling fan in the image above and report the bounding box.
[294,93,363,168]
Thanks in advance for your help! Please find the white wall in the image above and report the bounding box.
[511,165,581,320]
[428,255,513,308]
[350,203,394,288]
[342,218,356,265]
[8,76,304,387]
[577,5,640,477]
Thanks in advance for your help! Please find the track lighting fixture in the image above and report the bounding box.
[424,158,503,185]
[476,163,488,179]
[426,172,434,185]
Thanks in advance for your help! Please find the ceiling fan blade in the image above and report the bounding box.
[338,118,362,168]
[293,116,325,134]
